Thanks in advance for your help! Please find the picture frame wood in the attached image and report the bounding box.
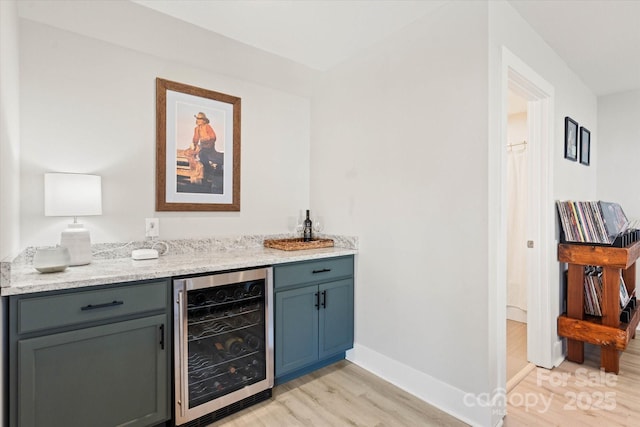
[564,116,578,161]
[156,78,241,211]
[580,126,591,166]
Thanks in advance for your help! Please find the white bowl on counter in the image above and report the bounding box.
[33,247,71,273]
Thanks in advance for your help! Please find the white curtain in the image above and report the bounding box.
[507,145,528,313]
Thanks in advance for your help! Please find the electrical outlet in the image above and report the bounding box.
[145,218,159,237]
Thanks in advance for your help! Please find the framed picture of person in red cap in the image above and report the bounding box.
[156,78,240,211]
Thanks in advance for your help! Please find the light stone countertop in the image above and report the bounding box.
[1,234,357,296]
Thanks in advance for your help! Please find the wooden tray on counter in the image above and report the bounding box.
[264,238,334,251]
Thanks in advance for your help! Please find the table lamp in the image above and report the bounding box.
[44,173,102,266]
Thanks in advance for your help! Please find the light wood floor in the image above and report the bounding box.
[507,320,530,382]
[209,360,468,426]
[505,337,640,426]
[207,335,640,426]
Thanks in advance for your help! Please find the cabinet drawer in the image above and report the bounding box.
[274,256,353,289]
[16,280,168,335]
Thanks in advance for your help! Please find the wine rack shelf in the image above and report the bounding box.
[183,278,268,409]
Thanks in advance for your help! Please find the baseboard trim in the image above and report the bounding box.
[506,306,527,323]
[552,338,565,368]
[347,343,496,427]
[506,362,535,392]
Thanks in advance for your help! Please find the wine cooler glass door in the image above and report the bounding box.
[174,268,273,425]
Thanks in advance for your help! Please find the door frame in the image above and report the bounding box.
[500,47,562,371]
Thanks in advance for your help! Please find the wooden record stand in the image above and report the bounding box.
[557,240,640,373]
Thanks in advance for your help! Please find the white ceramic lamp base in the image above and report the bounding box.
[60,223,92,266]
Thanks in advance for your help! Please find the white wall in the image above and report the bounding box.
[598,90,640,331]
[489,2,598,202]
[0,0,21,259]
[312,2,491,425]
[597,90,640,217]
[18,12,315,247]
[0,1,20,425]
[310,0,598,425]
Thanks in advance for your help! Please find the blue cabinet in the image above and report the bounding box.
[319,279,354,359]
[274,256,354,383]
[276,285,319,374]
[9,280,171,427]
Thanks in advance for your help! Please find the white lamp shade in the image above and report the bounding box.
[44,173,102,217]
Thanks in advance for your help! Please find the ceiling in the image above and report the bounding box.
[132,1,638,97]
[132,0,445,71]
[509,0,640,96]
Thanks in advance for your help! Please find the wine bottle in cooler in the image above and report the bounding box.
[213,288,228,303]
[190,292,208,320]
[303,209,313,242]
[247,282,262,297]
[233,286,245,300]
[225,336,245,356]
[243,362,259,381]
[245,310,261,325]
[239,331,262,351]
[249,358,265,378]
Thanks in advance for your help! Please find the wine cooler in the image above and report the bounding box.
[173,267,273,425]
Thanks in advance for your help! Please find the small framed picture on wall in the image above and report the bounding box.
[564,117,578,161]
[580,126,590,166]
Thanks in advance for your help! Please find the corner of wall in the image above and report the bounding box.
[0,0,21,259]
[0,3,20,423]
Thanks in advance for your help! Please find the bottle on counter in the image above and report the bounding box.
[303,209,313,242]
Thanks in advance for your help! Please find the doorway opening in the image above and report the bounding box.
[506,89,532,384]
[501,48,560,392]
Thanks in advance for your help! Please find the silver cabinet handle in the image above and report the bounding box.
[177,290,187,417]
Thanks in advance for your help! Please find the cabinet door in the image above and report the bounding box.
[18,315,168,427]
[275,286,319,377]
[319,278,354,359]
